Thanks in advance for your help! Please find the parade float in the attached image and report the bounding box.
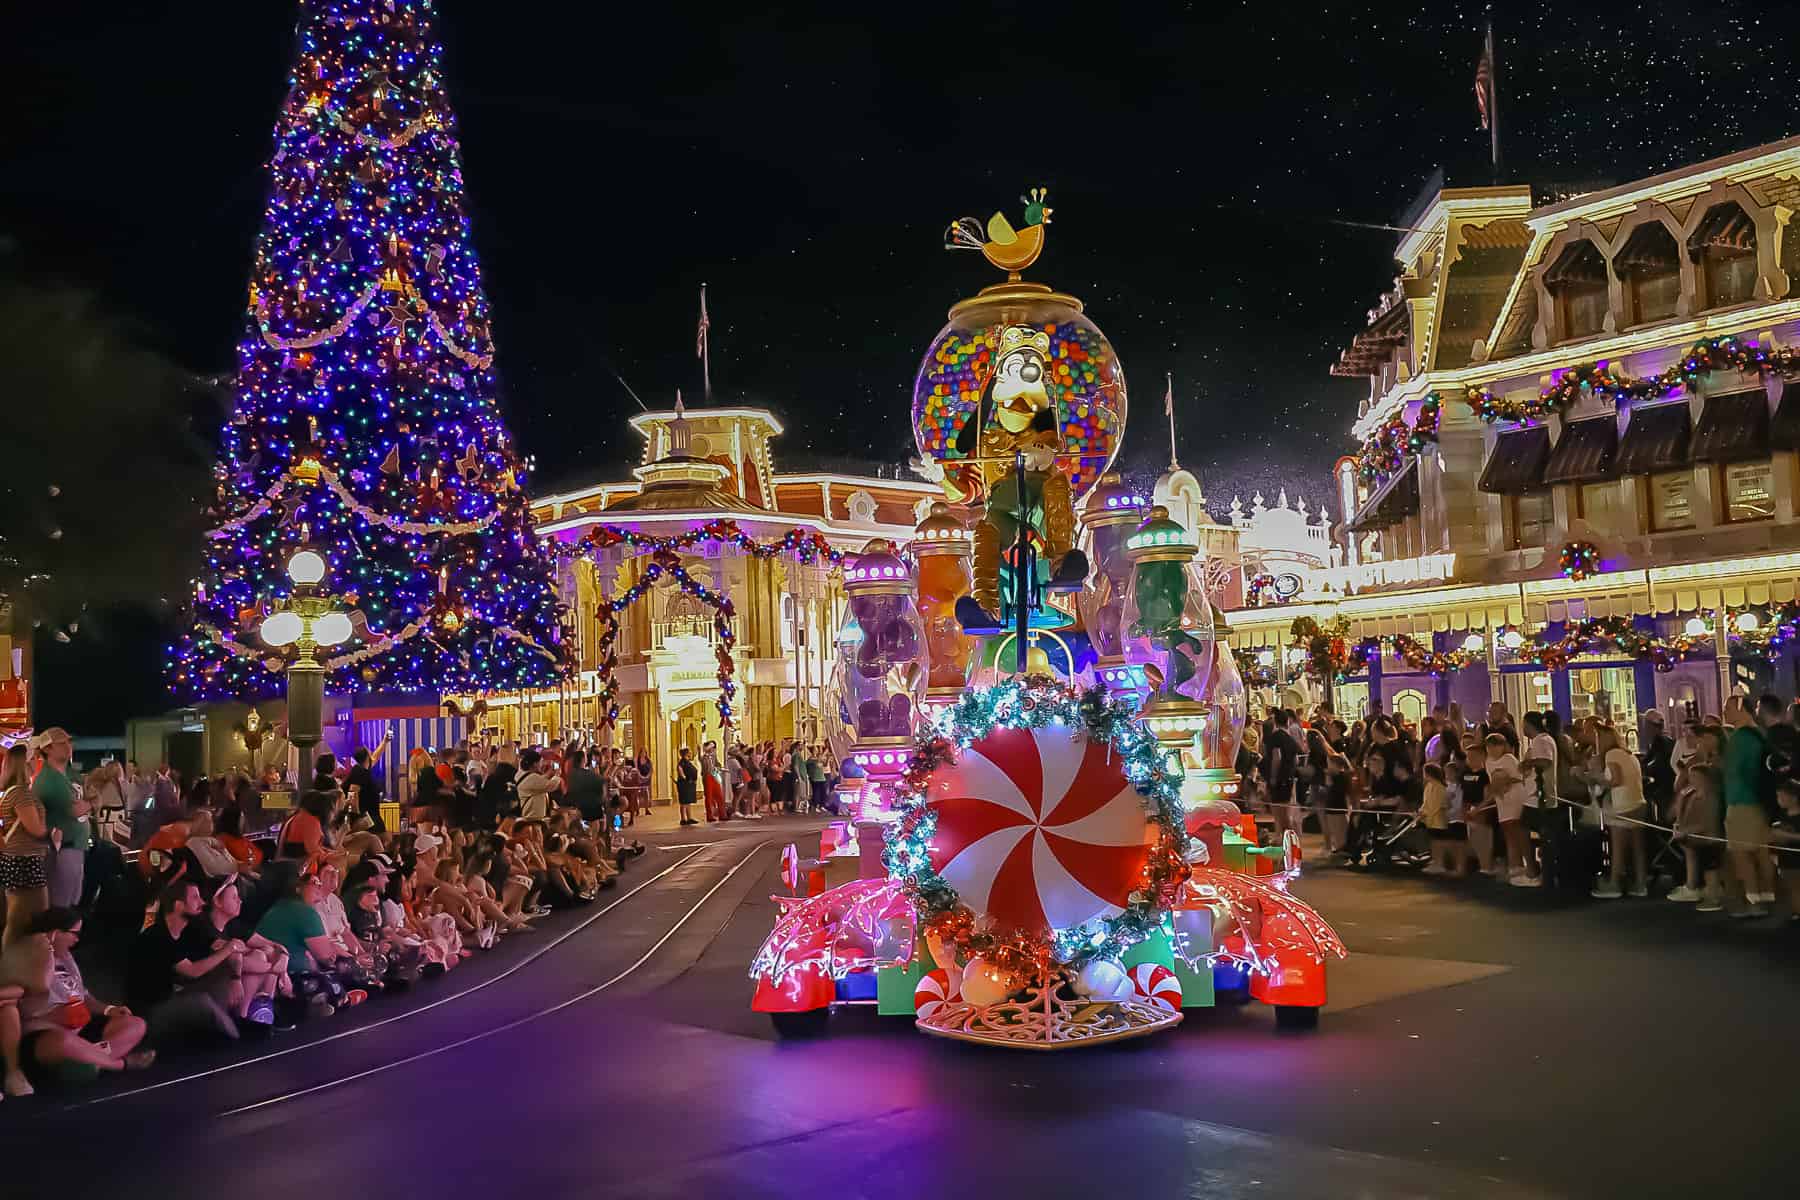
[749,193,1344,1047]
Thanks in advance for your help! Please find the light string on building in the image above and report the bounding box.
[1465,334,1797,425]
[1356,393,1440,484]
[551,520,849,566]
[584,549,737,733]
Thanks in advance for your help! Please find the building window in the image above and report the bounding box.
[1545,240,1609,341]
[1616,223,1681,325]
[1690,202,1758,309]
[1510,492,1552,550]
[1577,480,1627,535]
[1649,470,1695,531]
[1722,459,1774,522]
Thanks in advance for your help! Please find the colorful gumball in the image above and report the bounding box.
[913,968,957,1020]
[1129,963,1182,1012]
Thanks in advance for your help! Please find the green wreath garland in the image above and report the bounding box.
[882,678,1190,978]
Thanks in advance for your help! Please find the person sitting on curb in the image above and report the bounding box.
[16,907,155,1085]
[125,879,241,1044]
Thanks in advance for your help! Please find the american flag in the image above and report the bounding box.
[696,284,710,359]
[1475,23,1495,131]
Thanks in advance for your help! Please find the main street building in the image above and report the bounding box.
[1228,136,1800,739]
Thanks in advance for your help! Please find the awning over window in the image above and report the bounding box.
[1478,425,1550,494]
[1614,402,1691,475]
[1542,417,1618,485]
[1690,389,1769,464]
[1687,204,1756,255]
[1348,459,1420,532]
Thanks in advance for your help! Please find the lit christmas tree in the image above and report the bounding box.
[169,0,567,700]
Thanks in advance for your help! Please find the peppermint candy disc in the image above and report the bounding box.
[926,722,1153,940]
[913,968,956,1020]
[1128,962,1182,1012]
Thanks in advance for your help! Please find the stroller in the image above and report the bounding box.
[1343,802,1431,869]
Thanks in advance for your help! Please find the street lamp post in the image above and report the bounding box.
[260,550,353,786]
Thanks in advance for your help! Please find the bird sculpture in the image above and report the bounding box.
[945,187,1053,275]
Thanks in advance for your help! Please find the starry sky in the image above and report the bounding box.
[6,1,1798,515]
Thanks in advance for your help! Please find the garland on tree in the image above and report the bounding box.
[168,0,570,700]
[882,680,1189,979]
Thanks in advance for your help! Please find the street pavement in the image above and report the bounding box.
[2,815,1796,1198]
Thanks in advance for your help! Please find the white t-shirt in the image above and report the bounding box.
[1487,751,1528,812]
[1605,748,1645,814]
[1523,732,1558,808]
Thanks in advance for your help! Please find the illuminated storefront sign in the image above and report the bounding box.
[1315,553,1457,594]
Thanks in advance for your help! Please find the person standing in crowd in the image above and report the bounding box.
[1518,711,1556,885]
[477,746,518,828]
[633,750,654,813]
[1589,724,1647,899]
[675,746,700,826]
[807,747,829,811]
[1261,710,1303,836]
[1639,710,1677,819]
[1670,725,1725,909]
[563,749,606,824]
[1484,732,1537,887]
[1722,695,1780,916]
[1,745,51,949]
[345,746,385,833]
[30,730,88,910]
[700,742,724,823]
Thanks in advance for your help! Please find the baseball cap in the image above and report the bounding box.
[413,832,443,853]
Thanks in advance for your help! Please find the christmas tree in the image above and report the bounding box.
[169,0,567,700]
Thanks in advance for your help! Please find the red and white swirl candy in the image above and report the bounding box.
[913,968,959,1020]
[1128,962,1182,1012]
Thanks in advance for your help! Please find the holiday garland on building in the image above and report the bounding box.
[1356,394,1441,484]
[1558,540,1601,581]
[552,520,848,566]
[168,0,568,699]
[1465,335,1798,426]
[1345,632,1482,679]
[1289,614,1352,681]
[590,549,737,731]
[1232,647,1279,687]
[882,680,1189,979]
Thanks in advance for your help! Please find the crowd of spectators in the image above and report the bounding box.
[0,729,643,1105]
[1238,695,1800,914]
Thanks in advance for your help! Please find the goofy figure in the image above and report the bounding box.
[951,324,1087,638]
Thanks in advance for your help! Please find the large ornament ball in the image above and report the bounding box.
[361,666,379,683]
[1073,957,1133,1002]
[959,955,1020,1006]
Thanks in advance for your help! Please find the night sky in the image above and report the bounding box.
[6,0,1798,727]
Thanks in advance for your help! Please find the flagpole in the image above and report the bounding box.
[698,283,713,405]
[1487,18,1501,180]
[1165,371,1179,471]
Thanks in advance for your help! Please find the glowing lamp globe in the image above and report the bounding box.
[286,549,327,586]
[911,280,1127,502]
[260,610,303,648]
[313,611,354,647]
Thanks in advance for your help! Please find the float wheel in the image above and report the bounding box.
[1274,1005,1319,1031]
[770,1008,830,1038]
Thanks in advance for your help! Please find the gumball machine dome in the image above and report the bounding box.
[912,281,1127,502]
[843,539,929,811]
[1078,472,1152,698]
